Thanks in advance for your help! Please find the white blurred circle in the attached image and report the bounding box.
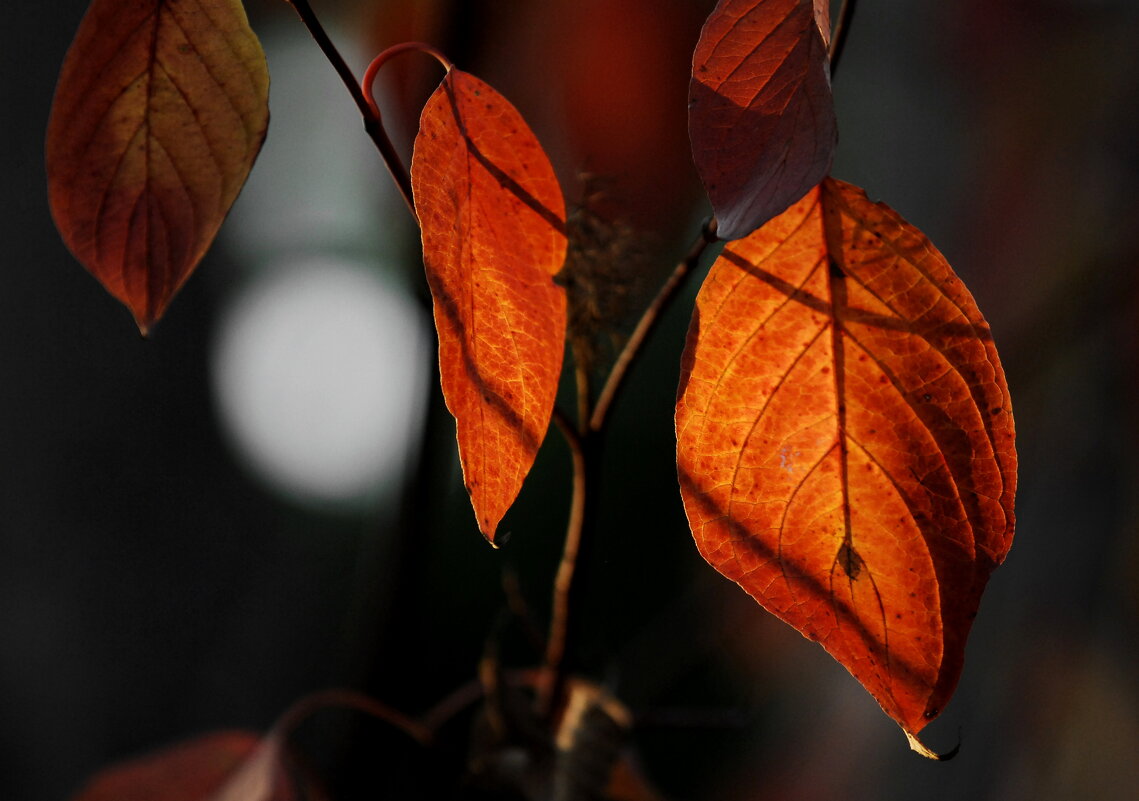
[211,257,430,507]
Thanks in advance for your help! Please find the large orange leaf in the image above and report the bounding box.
[411,68,567,543]
[46,0,270,333]
[689,0,837,241]
[675,178,1016,751]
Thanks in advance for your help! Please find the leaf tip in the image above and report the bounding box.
[905,729,960,761]
[131,303,165,338]
[483,527,510,549]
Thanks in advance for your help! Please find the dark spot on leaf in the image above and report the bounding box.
[837,541,863,580]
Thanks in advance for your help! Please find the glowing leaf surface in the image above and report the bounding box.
[676,178,1016,747]
[412,69,568,543]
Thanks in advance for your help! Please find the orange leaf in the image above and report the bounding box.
[689,0,837,240]
[411,69,568,543]
[675,178,1016,751]
[46,0,270,334]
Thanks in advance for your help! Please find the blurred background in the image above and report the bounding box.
[2,0,1138,798]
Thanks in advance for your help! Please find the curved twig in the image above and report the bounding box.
[590,217,718,432]
[277,688,432,746]
[540,407,589,714]
[828,0,859,77]
[284,2,438,214]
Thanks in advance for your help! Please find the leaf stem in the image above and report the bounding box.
[541,406,589,715]
[283,0,416,214]
[572,341,593,433]
[540,218,718,715]
[277,688,432,746]
[590,217,718,432]
[828,0,859,76]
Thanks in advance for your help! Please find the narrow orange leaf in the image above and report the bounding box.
[689,0,837,240]
[46,0,270,334]
[411,69,568,543]
[675,178,1016,749]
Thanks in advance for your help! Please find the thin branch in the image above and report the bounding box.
[571,340,593,433]
[278,688,432,746]
[283,0,416,214]
[828,0,859,77]
[420,668,540,735]
[590,217,718,432]
[539,406,589,715]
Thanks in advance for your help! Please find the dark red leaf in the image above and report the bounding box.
[689,0,837,240]
[68,731,275,801]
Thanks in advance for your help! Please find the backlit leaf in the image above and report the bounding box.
[46,0,270,333]
[675,178,1016,750]
[412,69,567,543]
[689,0,837,241]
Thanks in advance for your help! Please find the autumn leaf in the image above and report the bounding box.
[46,0,270,334]
[675,178,1016,753]
[67,730,286,801]
[68,690,422,800]
[689,0,837,241]
[412,68,568,544]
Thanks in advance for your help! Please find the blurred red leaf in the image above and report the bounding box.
[412,68,567,543]
[46,0,269,333]
[689,0,836,241]
[675,177,1016,751]
[68,730,294,801]
[69,688,423,800]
